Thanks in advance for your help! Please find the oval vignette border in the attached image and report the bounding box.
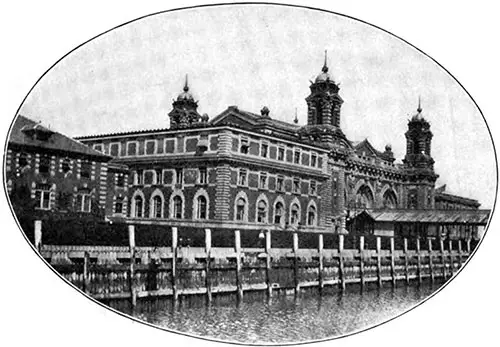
[2,2,498,346]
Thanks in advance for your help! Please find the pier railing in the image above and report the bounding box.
[35,226,479,307]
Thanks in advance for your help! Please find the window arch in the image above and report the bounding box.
[256,200,268,223]
[149,189,164,218]
[290,200,301,226]
[193,188,210,220]
[307,201,317,226]
[234,191,249,222]
[355,185,374,209]
[131,192,144,218]
[172,196,183,219]
[382,189,398,209]
[274,199,285,225]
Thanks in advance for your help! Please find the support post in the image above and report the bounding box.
[458,239,463,268]
[234,230,243,301]
[404,238,409,285]
[440,237,446,279]
[318,233,324,292]
[376,236,382,288]
[265,230,272,297]
[416,238,422,285]
[129,246,136,308]
[428,238,434,283]
[449,239,454,276]
[466,239,471,254]
[293,232,300,295]
[205,228,212,303]
[359,236,365,289]
[34,220,42,251]
[171,227,178,302]
[83,251,90,295]
[390,237,396,287]
[338,234,345,291]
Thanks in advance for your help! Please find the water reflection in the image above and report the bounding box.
[109,282,444,344]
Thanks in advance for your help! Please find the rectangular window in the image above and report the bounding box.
[93,144,104,153]
[81,161,91,179]
[238,169,247,186]
[18,152,28,167]
[240,137,249,154]
[199,167,208,184]
[277,176,284,192]
[259,172,267,189]
[293,178,301,194]
[114,199,124,214]
[175,168,183,185]
[145,140,157,155]
[116,173,125,187]
[294,151,301,164]
[39,155,50,174]
[278,147,285,161]
[311,153,317,167]
[127,142,138,156]
[35,188,51,210]
[77,193,91,212]
[135,170,144,185]
[110,143,120,157]
[261,144,268,158]
[310,180,317,195]
[155,169,162,185]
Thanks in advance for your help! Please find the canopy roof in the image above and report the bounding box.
[353,209,491,226]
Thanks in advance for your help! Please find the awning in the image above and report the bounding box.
[352,209,491,226]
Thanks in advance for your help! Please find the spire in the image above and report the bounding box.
[417,96,422,113]
[294,108,298,124]
[322,50,328,73]
[183,74,189,92]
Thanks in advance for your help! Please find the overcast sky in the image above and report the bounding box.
[18,4,496,208]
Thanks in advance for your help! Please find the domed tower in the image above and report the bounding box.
[300,51,349,148]
[403,99,438,209]
[168,75,202,129]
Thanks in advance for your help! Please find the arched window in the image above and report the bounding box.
[197,195,208,219]
[274,202,284,225]
[257,200,268,223]
[236,197,246,221]
[355,185,374,209]
[290,203,300,226]
[152,195,162,218]
[173,195,183,219]
[307,205,317,226]
[134,195,143,218]
[383,190,398,209]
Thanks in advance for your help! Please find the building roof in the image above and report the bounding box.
[355,209,490,225]
[9,115,111,161]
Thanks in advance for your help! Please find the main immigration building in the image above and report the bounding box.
[6,57,484,242]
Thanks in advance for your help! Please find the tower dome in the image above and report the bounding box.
[314,50,335,83]
[411,97,425,121]
[177,75,194,101]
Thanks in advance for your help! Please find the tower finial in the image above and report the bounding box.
[183,74,189,92]
[294,108,298,124]
[417,96,422,113]
[322,50,328,73]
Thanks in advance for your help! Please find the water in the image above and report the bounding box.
[109,282,444,344]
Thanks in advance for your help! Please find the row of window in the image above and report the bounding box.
[237,169,317,195]
[132,168,207,186]
[239,136,320,168]
[15,153,93,178]
[34,185,92,212]
[130,191,318,226]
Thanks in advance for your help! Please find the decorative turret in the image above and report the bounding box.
[300,51,349,148]
[403,99,434,170]
[168,75,202,129]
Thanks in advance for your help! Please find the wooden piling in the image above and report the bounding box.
[318,233,324,292]
[390,237,396,287]
[416,238,422,285]
[466,239,471,254]
[338,234,345,292]
[359,236,365,289]
[440,238,446,279]
[265,230,272,297]
[403,237,409,285]
[129,246,136,308]
[83,251,90,294]
[449,239,454,276]
[205,228,212,303]
[428,238,434,283]
[458,239,463,268]
[128,225,135,249]
[234,230,243,301]
[34,220,42,251]
[171,227,178,302]
[293,232,300,295]
[376,236,382,288]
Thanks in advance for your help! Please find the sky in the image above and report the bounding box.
[17,4,496,208]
